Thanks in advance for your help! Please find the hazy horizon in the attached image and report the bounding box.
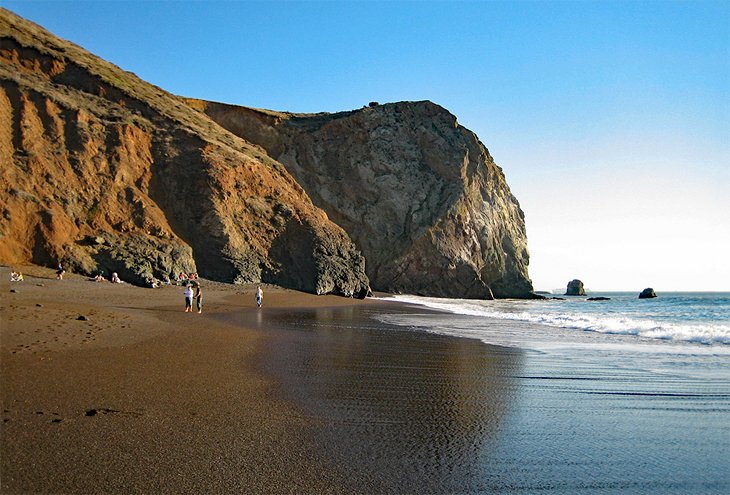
[5,1,729,292]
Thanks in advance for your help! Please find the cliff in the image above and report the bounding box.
[190,100,536,298]
[1,8,536,299]
[0,9,370,296]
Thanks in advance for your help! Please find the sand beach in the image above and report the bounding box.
[0,265,381,493]
[2,266,728,494]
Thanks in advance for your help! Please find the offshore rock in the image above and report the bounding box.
[565,279,586,296]
[0,9,369,296]
[639,288,657,299]
[191,100,537,299]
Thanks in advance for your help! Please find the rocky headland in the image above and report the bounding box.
[189,100,536,298]
[1,8,536,298]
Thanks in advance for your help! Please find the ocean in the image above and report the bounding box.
[381,291,730,349]
[242,292,730,492]
[369,291,730,493]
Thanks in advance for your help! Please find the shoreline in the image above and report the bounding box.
[235,304,524,494]
[2,265,728,493]
[4,264,496,493]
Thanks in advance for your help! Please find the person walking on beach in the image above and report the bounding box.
[195,285,203,314]
[256,285,263,308]
[56,263,65,280]
[184,285,194,312]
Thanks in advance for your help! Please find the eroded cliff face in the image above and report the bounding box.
[1,8,536,299]
[194,101,535,298]
[0,9,369,296]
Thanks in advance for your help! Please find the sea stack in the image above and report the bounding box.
[639,288,657,299]
[565,279,586,296]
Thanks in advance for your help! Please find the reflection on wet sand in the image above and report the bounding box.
[238,305,522,493]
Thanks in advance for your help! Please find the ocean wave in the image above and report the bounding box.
[386,295,730,346]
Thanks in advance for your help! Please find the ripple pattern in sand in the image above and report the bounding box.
[255,306,523,493]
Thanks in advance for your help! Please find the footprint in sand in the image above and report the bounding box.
[85,408,143,418]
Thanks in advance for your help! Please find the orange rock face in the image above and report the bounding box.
[0,9,369,296]
[1,8,536,299]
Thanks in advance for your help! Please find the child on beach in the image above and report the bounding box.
[195,285,203,314]
[256,285,263,308]
[184,285,194,312]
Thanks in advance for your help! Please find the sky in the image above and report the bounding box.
[4,0,729,291]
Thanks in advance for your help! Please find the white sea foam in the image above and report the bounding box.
[383,294,730,348]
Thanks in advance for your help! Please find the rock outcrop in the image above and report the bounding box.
[639,288,657,299]
[565,279,585,296]
[0,9,369,296]
[1,8,539,299]
[190,100,537,298]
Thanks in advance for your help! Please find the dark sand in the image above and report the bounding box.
[230,305,523,494]
[1,266,388,493]
[3,266,727,494]
[2,265,524,494]
[230,306,729,494]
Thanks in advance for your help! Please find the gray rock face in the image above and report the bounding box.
[197,100,536,299]
[81,233,195,287]
[639,288,657,299]
[565,279,586,296]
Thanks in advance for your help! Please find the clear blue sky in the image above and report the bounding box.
[5,0,729,291]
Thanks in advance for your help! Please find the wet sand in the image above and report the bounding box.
[4,266,727,494]
[231,305,523,493]
[1,265,387,493]
[238,307,729,494]
[2,265,525,494]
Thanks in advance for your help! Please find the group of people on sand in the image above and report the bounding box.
[182,284,263,313]
[10,263,65,282]
[17,260,265,315]
[183,284,203,313]
[89,272,124,283]
[11,264,61,281]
